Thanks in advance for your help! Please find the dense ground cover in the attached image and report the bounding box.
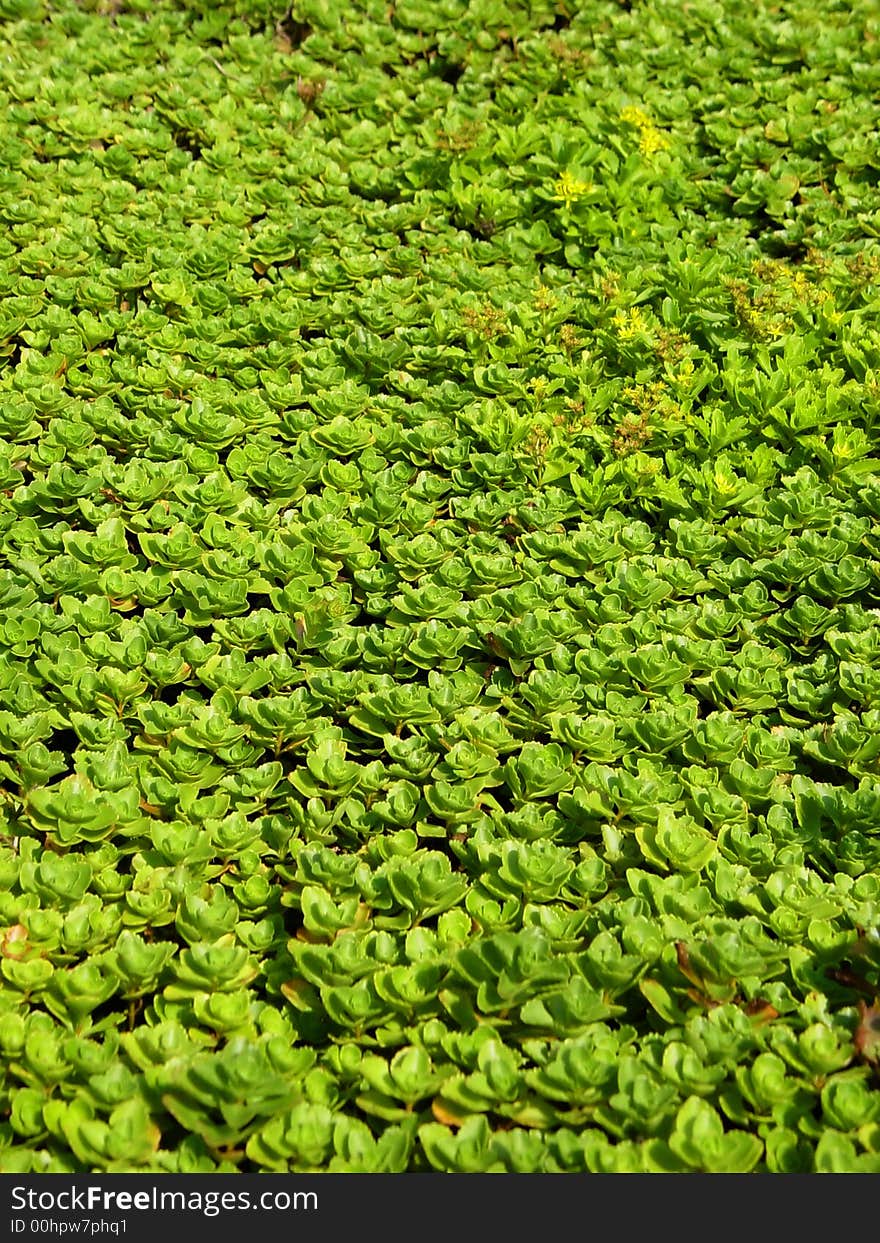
[1,0,880,1173]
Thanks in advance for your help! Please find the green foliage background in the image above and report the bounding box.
[2,0,880,1172]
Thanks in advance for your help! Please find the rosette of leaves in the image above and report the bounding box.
[24,773,146,845]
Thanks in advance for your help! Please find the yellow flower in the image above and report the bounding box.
[620,105,651,128]
[620,105,670,157]
[552,170,592,207]
[638,126,669,155]
[612,307,647,339]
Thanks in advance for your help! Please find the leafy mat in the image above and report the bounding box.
[2,0,880,1172]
